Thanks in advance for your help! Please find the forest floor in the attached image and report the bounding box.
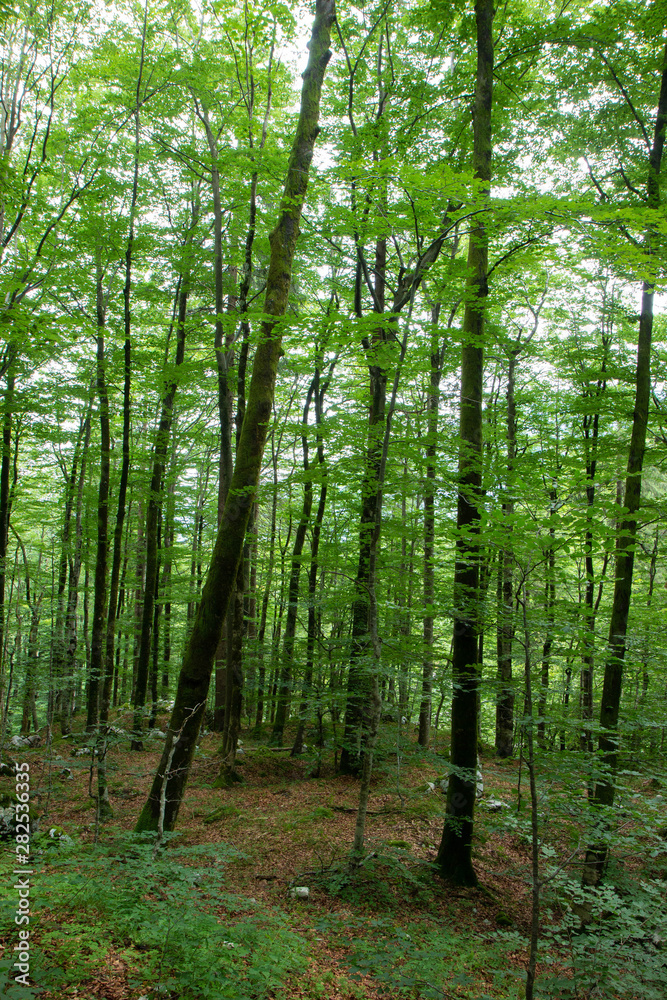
[1,713,665,1000]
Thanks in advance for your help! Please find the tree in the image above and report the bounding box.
[436,0,494,888]
[583,38,667,891]
[135,0,336,833]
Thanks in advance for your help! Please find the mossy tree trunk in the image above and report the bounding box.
[135,0,336,833]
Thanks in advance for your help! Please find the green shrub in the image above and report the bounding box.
[1,835,308,1000]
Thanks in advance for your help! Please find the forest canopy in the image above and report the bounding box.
[0,0,667,995]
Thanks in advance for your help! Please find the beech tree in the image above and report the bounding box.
[135,0,336,833]
[0,4,666,926]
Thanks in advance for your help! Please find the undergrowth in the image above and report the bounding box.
[0,834,308,1000]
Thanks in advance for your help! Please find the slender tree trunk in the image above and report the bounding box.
[161,475,175,697]
[538,485,556,748]
[292,352,334,755]
[86,253,111,738]
[16,531,41,736]
[436,0,494,887]
[419,305,443,748]
[340,45,390,775]
[521,586,540,1000]
[253,432,278,733]
[583,44,667,889]
[60,409,92,735]
[52,412,87,723]
[634,528,658,752]
[0,367,15,705]
[580,321,609,753]
[340,233,388,775]
[271,377,318,745]
[133,200,198,747]
[135,0,335,833]
[496,350,517,758]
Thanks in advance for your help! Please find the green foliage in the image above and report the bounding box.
[312,850,439,912]
[0,836,307,1000]
[541,869,667,999]
[314,910,525,1000]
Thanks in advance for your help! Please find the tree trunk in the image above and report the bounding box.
[538,483,556,748]
[436,0,494,888]
[271,376,318,746]
[419,304,443,748]
[133,199,198,747]
[135,0,335,833]
[339,229,388,775]
[496,349,516,758]
[580,319,609,754]
[292,352,334,756]
[253,431,279,733]
[583,43,667,889]
[86,252,111,738]
[60,408,92,735]
[0,367,15,708]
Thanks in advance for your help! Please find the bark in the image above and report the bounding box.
[419,304,443,748]
[268,518,292,723]
[0,367,15,702]
[135,0,335,833]
[583,43,667,889]
[340,55,461,774]
[108,11,143,733]
[133,200,198,747]
[86,253,111,737]
[538,483,556,748]
[271,377,318,745]
[292,352,335,756]
[132,497,145,695]
[161,474,175,697]
[633,528,658,752]
[60,408,92,734]
[580,320,609,753]
[340,37,390,775]
[253,430,279,732]
[51,411,87,723]
[495,351,516,758]
[436,0,494,887]
[521,587,540,1000]
[340,231,388,775]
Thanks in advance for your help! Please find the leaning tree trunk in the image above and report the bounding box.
[583,43,667,891]
[436,0,494,888]
[135,0,335,833]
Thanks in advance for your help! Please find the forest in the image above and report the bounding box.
[0,0,666,997]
